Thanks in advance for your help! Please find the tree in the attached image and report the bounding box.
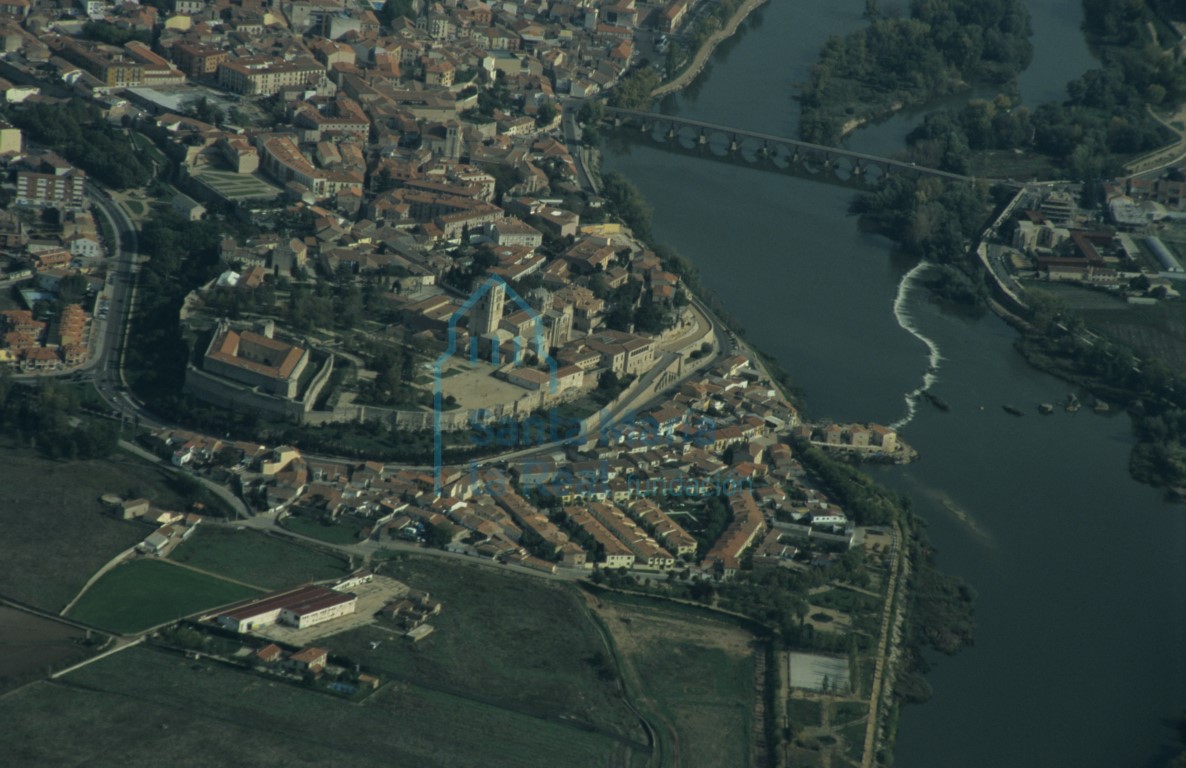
[609,69,660,110]
[187,96,223,126]
[57,273,90,305]
[536,100,558,127]
[9,100,152,190]
[577,99,603,125]
[380,0,415,27]
[424,521,453,548]
[581,124,600,146]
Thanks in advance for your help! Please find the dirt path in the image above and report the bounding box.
[59,546,137,617]
[157,557,268,592]
[859,523,904,768]
[580,593,671,767]
[47,637,144,680]
[651,0,770,100]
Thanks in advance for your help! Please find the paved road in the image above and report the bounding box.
[562,108,600,194]
[85,184,168,429]
[212,512,590,582]
[118,439,250,519]
[651,0,769,99]
[1125,103,1186,177]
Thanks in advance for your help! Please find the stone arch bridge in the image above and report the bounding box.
[602,107,989,187]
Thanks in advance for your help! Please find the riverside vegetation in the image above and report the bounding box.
[827,0,1186,497]
[903,0,1186,185]
[798,0,1034,145]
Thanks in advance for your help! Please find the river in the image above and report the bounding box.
[600,1,1186,766]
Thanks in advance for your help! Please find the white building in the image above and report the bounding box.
[214,585,357,632]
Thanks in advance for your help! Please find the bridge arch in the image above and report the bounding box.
[602,106,979,188]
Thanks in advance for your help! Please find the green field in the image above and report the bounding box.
[0,645,627,768]
[0,442,230,612]
[280,514,369,545]
[831,700,868,724]
[809,588,882,615]
[333,555,646,747]
[1081,302,1186,371]
[789,697,823,728]
[966,148,1063,180]
[170,526,350,590]
[67,559,262,634]
[1027,283,1186,370]
[840,720,867,764]
[593,595,758,768]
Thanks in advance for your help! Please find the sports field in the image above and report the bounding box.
[191,168,281,201]
[169,526,349,590]
[67,559,262,634]
[788,651,851,693]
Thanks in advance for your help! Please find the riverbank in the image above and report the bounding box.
[797,0,1032,145]
[592,169,921,766]
[839,101,903,139]
[650,0,769,100]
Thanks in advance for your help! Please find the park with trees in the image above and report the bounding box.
[6,101,153,190]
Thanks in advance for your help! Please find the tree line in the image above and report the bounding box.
[0,376,118,460]
[903,0,1184,183]
[1016,290,1186,493]
[8,101,153,190]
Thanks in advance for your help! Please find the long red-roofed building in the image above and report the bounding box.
[212,584,356,632]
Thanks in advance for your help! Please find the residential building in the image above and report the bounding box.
[55,37,143,87]
[285,646,329,673]
[171,42,227,80]
[218,57,326,96]
[702,492,766,577]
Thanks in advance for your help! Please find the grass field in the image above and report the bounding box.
[1024,282,1186,370]
[789,697,823,728]
[0,645,627,768]
[0,607,102,693]
[67,559,262,634]
[0,441,229,612]
[592,594,758,768]
[967,149,1063,180]
[831,700,868,724]
[809,588,882,615]
[1081,302,1186,371]
[333,555,645,746]
[280,514,369,545]
[169,526,349,590]
[839,720,867,764]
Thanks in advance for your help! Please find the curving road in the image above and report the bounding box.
[84,183,167,430]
